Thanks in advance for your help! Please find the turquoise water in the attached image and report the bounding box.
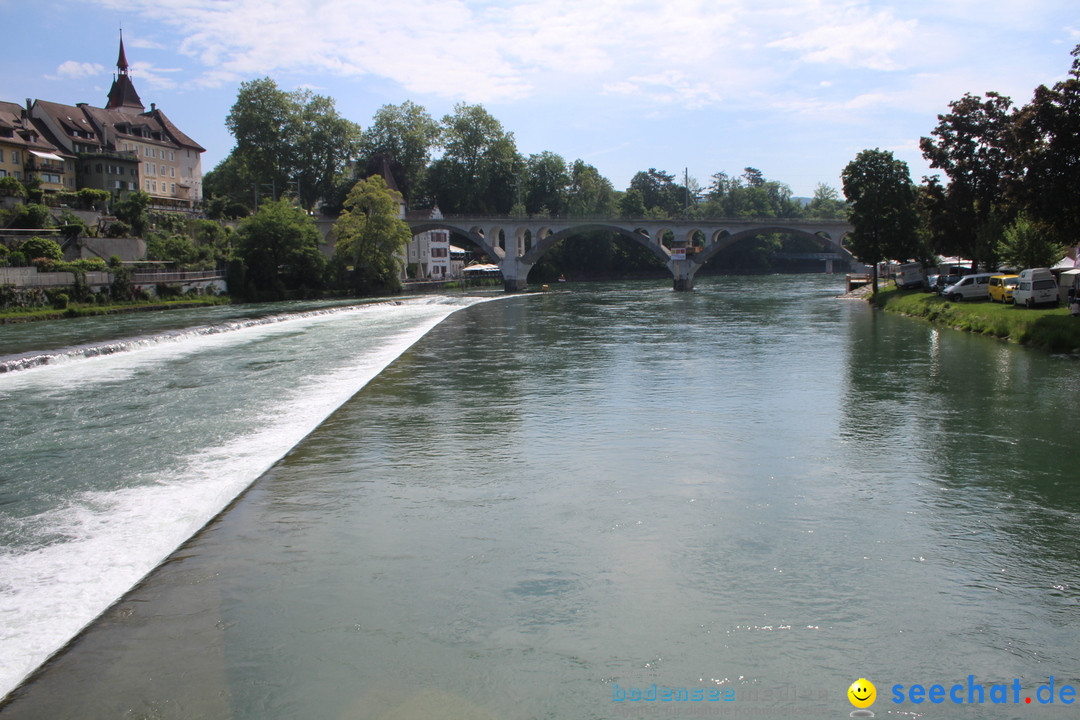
[2,276,1080,719]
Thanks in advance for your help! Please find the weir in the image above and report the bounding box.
[406,216,855,291]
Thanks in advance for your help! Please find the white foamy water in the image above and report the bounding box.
[0,295,492,701]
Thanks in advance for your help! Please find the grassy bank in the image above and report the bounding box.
[0,295,232,324]
[873,285,1080,352]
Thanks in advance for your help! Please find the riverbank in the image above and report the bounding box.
[0,295,232,324]
[872,285,1080,352]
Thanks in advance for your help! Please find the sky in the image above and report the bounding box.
[2,0,1079,199]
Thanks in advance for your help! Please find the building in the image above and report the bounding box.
[24,34,205,209]
[0,101,76,192]
[405,206,451,279]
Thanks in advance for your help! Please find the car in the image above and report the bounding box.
[942,273,994,302]
[1013,268,1059,308]
[935,274,960,294]
[988,274,1019,303]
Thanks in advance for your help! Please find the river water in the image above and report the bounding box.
[1,276,1079,719]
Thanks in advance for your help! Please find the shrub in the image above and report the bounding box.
[0,176,26,198]
[20,237,64,262]
[51,292,69,310]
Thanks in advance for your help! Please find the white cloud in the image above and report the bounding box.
[51,61,105,80]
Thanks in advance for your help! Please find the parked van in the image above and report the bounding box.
[895,262,925,289]
[1013,268,1059,308]
[942,273,994,301]
[988,274,1019,303]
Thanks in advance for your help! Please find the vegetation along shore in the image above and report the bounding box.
[872,285,1080,353]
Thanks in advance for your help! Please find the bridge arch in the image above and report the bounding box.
[521,222,672,267]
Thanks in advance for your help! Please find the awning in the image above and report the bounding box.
[30,150,65,162]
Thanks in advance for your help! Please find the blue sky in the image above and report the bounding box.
[2,0,1078,199]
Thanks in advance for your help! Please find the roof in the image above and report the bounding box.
[106,74,144,113]
[0,101,74,158]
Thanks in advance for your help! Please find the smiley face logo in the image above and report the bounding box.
[847,678,876,708]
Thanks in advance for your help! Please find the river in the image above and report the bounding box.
[1,275,1078,719]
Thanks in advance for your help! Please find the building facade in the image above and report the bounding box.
[11,35,204,209]
[0,101,76,192]
[405,206,451,279]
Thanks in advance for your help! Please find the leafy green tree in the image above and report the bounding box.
[428,103,521,214]
[236,199,326,297]
[920,92,1016,270]
[565,160,618,217]
[805,183,847,219]
[112,191,150,236]
[997,213,1066,269]
[628,168,684,217]
[521,151,570,216]
[332,175,411,295]
[360,101,440,203]
[226,78,298,201]
[19,236,63,262]
[842,149,919,293]
[619,187,646,217]
[292,90,363,209]
[225,78,360,210]
[1011,44,1080,247]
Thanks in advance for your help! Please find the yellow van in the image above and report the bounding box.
[988,274,1018,303]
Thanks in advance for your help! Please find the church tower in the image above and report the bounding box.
[105,31,145,115]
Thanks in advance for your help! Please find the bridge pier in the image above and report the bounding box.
[499,258,534,293]
[670,258,697,292]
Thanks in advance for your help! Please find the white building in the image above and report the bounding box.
[405,206,451,279]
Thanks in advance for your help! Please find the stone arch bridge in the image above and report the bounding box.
[406,216,855,291]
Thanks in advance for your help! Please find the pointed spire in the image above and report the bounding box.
[117,29,129,74]
[106,29,144,114]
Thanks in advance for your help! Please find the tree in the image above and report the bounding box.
[565,160,617,217]
[521,152,570,216]
[919,92,1017,270]
[360,101,440,203]
[332,175,411,295]
[112,191,150,236]
[842,149,919,293]
[997,213,1067,269]
[805,183,847,219]
[236,199,326,297]
[226,78,297,200]
[428,103,521,214]
[225,78,361,210]
[292,90,363,209]
[1011,44,1080,247]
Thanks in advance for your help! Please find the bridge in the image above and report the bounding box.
[406,216,856,291]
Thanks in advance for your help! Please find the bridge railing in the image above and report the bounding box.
[417,214,849,225]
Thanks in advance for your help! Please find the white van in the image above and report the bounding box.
[895,262,925,289]
[942,273,994,301]
[1012,268,1059,308]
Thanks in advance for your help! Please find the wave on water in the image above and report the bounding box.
[0,294,499,702]
[0,298,461,374]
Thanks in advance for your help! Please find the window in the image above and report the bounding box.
[159,164,165,176]
[97,164,103,173]
[11,151,19,163]
[170,183,176,194]
[170,167,175,178]
[0,169,6,178]
[0,149,4,162]
[169,151,174,161]
[145,179,150,191]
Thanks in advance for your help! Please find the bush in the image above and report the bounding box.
[0,176,26,198]
[51,292,69,310]
[20,237,64,262]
